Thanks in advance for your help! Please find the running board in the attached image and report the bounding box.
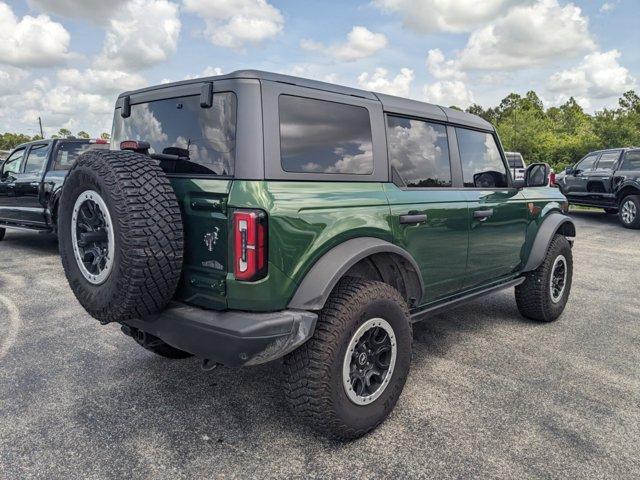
[410,277,525,323]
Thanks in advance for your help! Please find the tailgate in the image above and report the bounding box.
[170,178,231,310]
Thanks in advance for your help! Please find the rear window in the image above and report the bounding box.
[506,153,524,168]
[111,93,237,176]
[53,142,105,171]
[595,151,620,171]
[279,95,373,175]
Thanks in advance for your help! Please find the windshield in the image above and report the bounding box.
[111,92,237,176]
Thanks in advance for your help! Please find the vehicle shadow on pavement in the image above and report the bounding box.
[0,231,58,255]
[566,209,620,227]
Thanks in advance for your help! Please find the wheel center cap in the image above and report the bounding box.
[357,352,368,366]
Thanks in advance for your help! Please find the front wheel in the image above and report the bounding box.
[283,278,412,439]
[619,195,640,229]
[515,234,573,322]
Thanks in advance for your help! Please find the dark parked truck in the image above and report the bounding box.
[57,71,576,438]
[557,148,640,228]
[0,138,108,239]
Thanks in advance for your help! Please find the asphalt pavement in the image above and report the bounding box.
[0,209,638,479]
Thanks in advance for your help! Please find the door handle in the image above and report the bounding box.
[473,209,494,221]
[399,213,427,224]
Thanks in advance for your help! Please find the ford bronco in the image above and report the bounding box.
[58,71,576,439]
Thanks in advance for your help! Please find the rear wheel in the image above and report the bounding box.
[618,195,640,229]
[515,235,573,322]
[58,150,184,324]
[283,278,412,439]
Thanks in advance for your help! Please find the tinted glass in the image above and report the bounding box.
[1,148,25,178]
[24,144,49,174]
[595,151,620,172]
[575,154,598,172]
[112,93,237,176]
[387,116,451,187]
[54,142,99,171]
[506,153,524,168]
[621,150,640,171]
[456,128,508,188]
[279,95,373,174]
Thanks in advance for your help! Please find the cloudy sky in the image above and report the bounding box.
[0,0,638,137]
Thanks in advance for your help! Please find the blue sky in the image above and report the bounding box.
[0,0,638,137]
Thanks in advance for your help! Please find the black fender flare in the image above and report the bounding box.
[46,187,63,231]
[287,237,424,311]
[522,213,576,272]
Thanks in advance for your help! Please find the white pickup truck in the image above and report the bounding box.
[506,151,526,181]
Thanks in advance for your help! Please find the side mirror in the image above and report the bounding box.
[524,163,550,187]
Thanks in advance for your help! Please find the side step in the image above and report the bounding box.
[410,277,524,323]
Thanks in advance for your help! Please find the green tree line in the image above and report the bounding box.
[465,90,640,170]
[0,130,110,151]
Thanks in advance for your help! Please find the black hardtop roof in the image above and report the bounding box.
[118,69,494,131]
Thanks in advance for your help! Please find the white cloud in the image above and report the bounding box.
[301,26,387,62]
[600,2,616,12]
[57,69,147,95]
[183,0,283,49]
[373,0,527,33]
[357,68,414,97]
[548,50,636,100]
[426,49,465,80]
[27,0,128,23]
[0,66,29,95]
[99,0,180,70]
[423,80,474,107]
[0,1,70,67]
[459,0,596,70]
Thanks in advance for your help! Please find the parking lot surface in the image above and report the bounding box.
[1,209,638,479]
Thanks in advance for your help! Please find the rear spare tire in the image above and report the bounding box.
[58,150,184,324]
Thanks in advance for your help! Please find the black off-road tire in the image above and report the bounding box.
[58,150,184,324]
[515,234,573,322]
[283,278,412,439]
[0,227,5,241]
[618,194,640,229]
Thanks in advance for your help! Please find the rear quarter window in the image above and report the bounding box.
[620,151,640,171]
[278,95,373,175]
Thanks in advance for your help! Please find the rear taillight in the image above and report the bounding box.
[549,171,556,186]
[233,209,267,281]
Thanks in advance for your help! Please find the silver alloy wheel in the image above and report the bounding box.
[71,190,115,285]
[621,199,637,225]
[549,255,568,303]
[342,317,397,406]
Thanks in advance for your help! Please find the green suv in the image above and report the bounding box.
[58,71,575,439]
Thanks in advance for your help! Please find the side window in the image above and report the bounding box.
[456,128,508,188]
[23,144,49,174]
[54,143,93,171]
[1,148,25,180]
[386,116,451,187]
[575,154,598,172]
[620,150,640,171]
[279,95,373,174]
[595,151,620,172]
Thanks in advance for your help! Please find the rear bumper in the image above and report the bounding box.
[124,302,317,367]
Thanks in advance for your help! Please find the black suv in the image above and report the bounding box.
[557,148,640,228]
[0,138,108,239]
